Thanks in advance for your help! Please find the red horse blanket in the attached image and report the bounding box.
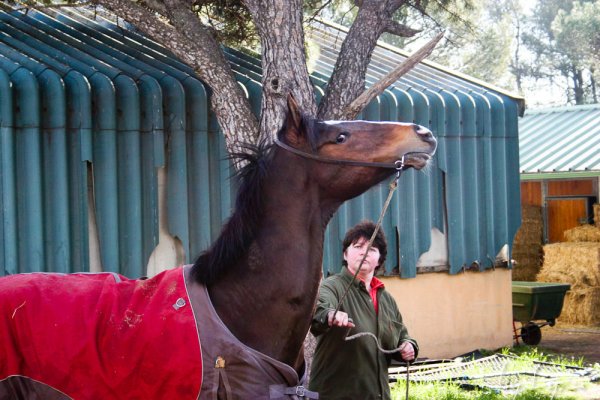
[0,266,316,399]
[0,267,202,399]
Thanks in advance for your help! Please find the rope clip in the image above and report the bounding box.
[395,156,405,179]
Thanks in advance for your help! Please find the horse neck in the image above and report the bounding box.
[207,155,337,370]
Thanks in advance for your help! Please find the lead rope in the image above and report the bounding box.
[329,157,411,399]
[405,361,410,400]
[331,157,404,318]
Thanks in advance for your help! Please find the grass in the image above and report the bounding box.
[390,346,600,400]
[391,383,578,400]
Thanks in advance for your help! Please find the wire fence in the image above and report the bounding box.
[389,354,600,394]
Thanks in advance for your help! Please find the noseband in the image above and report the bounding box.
[274,138,406,172]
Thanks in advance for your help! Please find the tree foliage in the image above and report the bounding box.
[346,0,519,91]
[192,0,259,50]
[395,0,600,106]
[521,0,598,105]
[552,1,600,103]
[425,0,515,88]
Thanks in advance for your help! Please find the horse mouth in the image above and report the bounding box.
[404,153,432,170]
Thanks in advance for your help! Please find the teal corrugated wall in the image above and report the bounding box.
[0,8,522,278]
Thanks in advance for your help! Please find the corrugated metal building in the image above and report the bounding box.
[0,9,523,279]
[519,105,600,242]
[0,7,526,359]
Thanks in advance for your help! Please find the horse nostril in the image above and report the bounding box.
[413,124,435,143]
[413,124,432,136]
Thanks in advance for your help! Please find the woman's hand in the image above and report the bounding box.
[327,310,356,328]
[398,341,415,361]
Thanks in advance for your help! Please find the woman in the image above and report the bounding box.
[309,220,417,400]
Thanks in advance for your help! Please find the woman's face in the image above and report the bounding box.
[343,237,381,276]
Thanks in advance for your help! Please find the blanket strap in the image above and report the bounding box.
[269,384,319,399]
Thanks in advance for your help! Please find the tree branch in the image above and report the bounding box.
[317,0,415,119]
[384,20,421,37]
[94,0,259,159]
[138,0,168,16]
[10,1,93,12]
[343,31,444,119]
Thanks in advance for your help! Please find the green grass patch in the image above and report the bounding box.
[391,381,579,400]
[390,347,598,400]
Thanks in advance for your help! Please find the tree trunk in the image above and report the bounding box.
[95,0,259,156]
[572,66,585,105]
[243,0,317,141]
[513,15,523,94]
[590,68,597,104]
[317,0,407,119]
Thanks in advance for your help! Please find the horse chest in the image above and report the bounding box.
[188,277,306,399]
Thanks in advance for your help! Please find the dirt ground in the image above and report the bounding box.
[533,322,600,365]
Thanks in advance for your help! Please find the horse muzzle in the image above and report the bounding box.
[405,125,437,169]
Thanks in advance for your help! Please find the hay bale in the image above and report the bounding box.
[512,263,541,282]
[512,206,543,281]
[559,287,600,326]
[522,205,543,220]
[563,224,600,242]
[538,243,600,289]
[594,204,600,228]
[513,247,543,259]
[512,252,543,281]
[538,242,600,326]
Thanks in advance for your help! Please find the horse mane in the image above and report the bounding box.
[191,113,319,285]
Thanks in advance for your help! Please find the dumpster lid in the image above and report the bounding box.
[512,281,571,294]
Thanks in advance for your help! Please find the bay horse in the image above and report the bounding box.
[0,95,436,399]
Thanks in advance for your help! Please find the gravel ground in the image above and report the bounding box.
[536,323,600,365]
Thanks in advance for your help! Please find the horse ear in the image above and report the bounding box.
[283,94,305,145]
[287,94,302,128]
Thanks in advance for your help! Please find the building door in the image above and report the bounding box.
[546,197,593,242]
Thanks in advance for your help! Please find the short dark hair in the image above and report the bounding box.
[342,220,387,270]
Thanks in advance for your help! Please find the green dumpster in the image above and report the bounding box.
[512,281,570,345]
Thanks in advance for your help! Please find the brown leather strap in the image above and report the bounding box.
[274,139,405,170]
[0,376,72,400]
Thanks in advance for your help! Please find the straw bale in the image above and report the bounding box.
[520,205,541,220]
[594,204,600,228]
[513,254,542,266]
[558,287,600,326]
[512,263,541,281]
[515,225,542,240]
[538,243,600,290]
[563,224,600,242]
[512,206,543,281]
[512,248,543,281]
[513,247,543,259]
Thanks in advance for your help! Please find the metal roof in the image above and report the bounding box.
[519,104,600,178]
[307,19,525,112]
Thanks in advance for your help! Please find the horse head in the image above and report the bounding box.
[277,95,437,201]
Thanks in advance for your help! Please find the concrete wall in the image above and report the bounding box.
[382,269,513,359]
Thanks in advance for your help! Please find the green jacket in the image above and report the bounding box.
[308,268,418,400]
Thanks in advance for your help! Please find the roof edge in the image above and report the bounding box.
[521,171,600,180]
[312,18,526,105]
[524,103,600,115]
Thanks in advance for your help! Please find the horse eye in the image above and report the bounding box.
[336,133,349,143]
